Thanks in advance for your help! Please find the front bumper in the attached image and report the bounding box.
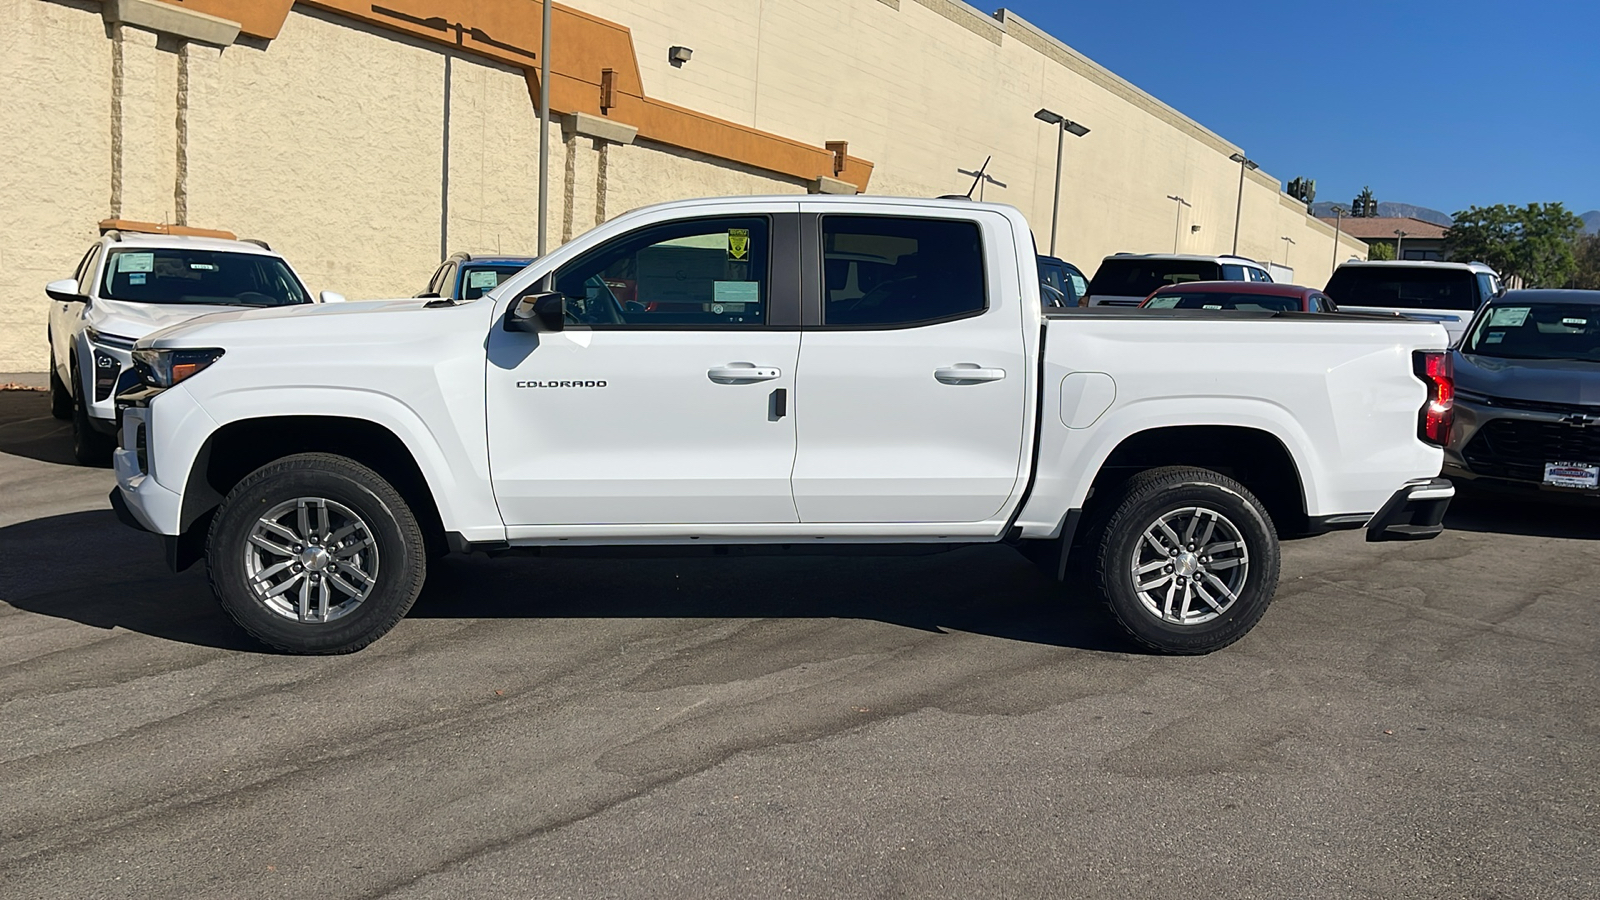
[1446,396,1600,497]
[1365,478,1455,542]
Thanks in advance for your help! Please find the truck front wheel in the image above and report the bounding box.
[207,453,427,654]
[1092,466,1281,654]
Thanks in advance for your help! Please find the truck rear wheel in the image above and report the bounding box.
[207,453,427,654]
[1092,466,1280,654]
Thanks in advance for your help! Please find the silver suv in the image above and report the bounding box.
[1324,260,1504,344]
[1083,253,1272,307]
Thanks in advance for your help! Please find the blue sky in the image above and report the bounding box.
[1001,0,1600,217]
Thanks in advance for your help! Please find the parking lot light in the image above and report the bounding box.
[1035,108,1090,257]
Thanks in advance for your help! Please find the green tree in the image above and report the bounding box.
[1571,234,1600,290]
[1445,203,1585,287]
[1352,186,1378,217]
[1367,241,1396,261]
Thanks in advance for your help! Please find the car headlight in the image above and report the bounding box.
[132,347,226,388]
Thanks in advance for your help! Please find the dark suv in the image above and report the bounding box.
[419,252,536,302]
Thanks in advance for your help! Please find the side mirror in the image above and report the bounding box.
[319,291,347,304]
[505,291,565,333]
[46,279,85,304]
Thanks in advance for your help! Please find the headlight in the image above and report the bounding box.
[132,348,226,388]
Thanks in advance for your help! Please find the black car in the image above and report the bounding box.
[1445,289,1600,497]
[1036,255,1087,308]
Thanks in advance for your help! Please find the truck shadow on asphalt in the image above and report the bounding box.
[1,510,1134,654]
[0,391,81,467]
[1443,484,1600,540]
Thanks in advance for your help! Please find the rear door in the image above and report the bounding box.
[790,207,1030,524]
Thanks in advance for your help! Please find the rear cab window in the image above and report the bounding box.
[822,216,986,326]
[1088,259,1222,299]
[1324,267,1480,311]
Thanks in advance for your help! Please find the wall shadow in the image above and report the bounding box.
[1444,481,1600,540]
[3,508,1137,655]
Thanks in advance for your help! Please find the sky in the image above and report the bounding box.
[1000,0,1600,218]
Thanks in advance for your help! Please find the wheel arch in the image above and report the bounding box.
[178,415,448,558]
[1082,424,1309,539]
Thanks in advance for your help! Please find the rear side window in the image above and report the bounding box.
[1249,267,1273,283]
[1324,267,1479,311]
[822,216,985,326]
[1145,292,1300,313]
[1088,259,1222,298]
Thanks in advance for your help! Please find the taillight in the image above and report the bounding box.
[1413,351,1454,446]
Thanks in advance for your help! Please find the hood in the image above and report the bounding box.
[138,297,433,347]
[1454,350,1600,406]
[87,297,251,339]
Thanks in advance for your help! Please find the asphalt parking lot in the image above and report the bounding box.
[0,388,1595,899]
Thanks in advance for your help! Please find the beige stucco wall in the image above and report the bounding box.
[0,0,1367,372]
[0,0,112,372]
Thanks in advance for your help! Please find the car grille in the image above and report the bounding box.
[1463,418,1600,481]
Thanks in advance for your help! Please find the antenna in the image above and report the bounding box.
[962,156,992,200]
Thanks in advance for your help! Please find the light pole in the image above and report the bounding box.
[1229,152,1258,255]
[1393,229,1408,260]
[1280,235,1296,267]
[1329,204,1347,269]
[1034,108,1090,258]
[537,0,552,255]
[1166,194,1191,253]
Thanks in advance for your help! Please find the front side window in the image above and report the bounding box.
[101,248,311,306]
[73,245,100,289]
[1475,273,1502,304]
[822,216,985,326]
[1463,303,1600,362]
[553,217,769,327]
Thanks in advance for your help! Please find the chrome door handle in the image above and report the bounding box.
[934,364,1006,384]
[708,362,781,384]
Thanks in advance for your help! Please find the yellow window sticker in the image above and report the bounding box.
[728,228,750,261]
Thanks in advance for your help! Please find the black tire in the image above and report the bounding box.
[1092,466,1281,654]
[206,453,427,654]
[49,352,72,420]
[70,362,114,467]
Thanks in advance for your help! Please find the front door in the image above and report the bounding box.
[486,212,802,529]
[791,210,1031,524]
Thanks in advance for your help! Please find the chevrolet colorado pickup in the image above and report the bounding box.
[111,196,1456,655]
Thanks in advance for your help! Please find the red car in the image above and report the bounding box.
[1139,280,1337,313]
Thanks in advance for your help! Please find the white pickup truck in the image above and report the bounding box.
[111,196,1456,656]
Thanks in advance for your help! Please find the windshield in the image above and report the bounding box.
[458,264,530,300]
[1324,266,1478,311]
[1145,291,1300,312]
[1463,303,1600,361]
[102,248,311,306]
[1088,259,1221,298]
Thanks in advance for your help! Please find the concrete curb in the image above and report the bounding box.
[0,372,49,391]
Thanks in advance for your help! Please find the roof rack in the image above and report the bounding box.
[98,218,237,240]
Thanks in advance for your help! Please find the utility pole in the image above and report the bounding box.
[1329,205,1347,269]
[537,0,552,255]
[1393,229,1408,260]
[1229,152,1257,255]
[1166,194,1191,253]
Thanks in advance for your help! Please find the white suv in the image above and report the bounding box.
[1083,253,1272,306]
[1323,260,1504,344]
[45,227,331,464]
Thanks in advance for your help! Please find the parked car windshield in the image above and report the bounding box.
[459,264,529,300]
[1145,292,1300,313]
[1324,266,1478,311]
[101,248,311,306]
[1462,303,1600,361]
[1088,259,1221,298]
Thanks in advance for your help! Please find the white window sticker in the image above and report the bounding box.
[129,273,147,285]
[117,252,154,274]
[1488,307,1530,327]
[467,270,501,289]
[713,281,760,304]
[190,262,217,271]
[1202,304,1223,310]
[1562,318,1588,328]
[1485,332,1505,344]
